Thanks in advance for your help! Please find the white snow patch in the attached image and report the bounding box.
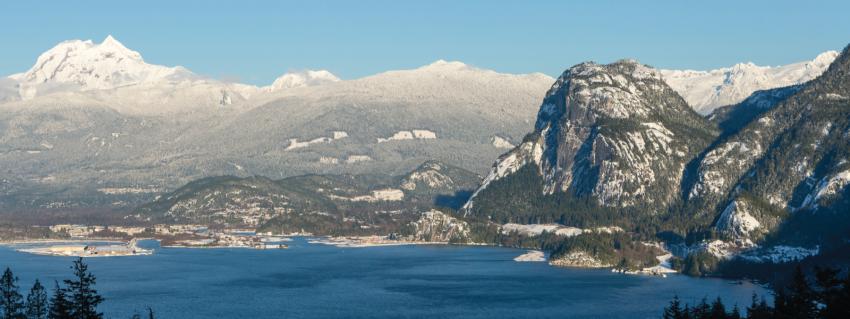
[742,246,820,263]
[285,131,348,151]
[491,136,515,149]
[345,155,372,163]
[343,188,405,202]
[318,157,339,165]
[500,223,621,237]
[98,187,160,195]
[500,223,561,236]
[377,130,436,143]
[803,170,850,207]
[412,129,437,139]
[514,250,546,262]
[716,200,761,238]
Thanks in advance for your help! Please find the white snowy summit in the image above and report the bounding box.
[10,35,195,99]
[266,70,340,91]
[661,51,838,114]
[1,35,266,114]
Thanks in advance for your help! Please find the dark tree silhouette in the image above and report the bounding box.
[25,280,48,319]
[63,258,104,319]
[662,296,686,319]
[663,265,850,319]
[774,266,818,319]
[0,268,24,319]
[48,282,71,319]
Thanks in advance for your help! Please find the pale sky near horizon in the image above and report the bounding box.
[1,0,848,85]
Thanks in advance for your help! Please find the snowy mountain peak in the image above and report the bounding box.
[540,59,679,126]
[266,70,340,91]
[730,62,758,71]
[813,50,840,65]
[661,51,838,114]
[14,36,190,99]
[419,60,470,71]
[99,35,132,52]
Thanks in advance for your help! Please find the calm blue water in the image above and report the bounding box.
[1,238,768,319]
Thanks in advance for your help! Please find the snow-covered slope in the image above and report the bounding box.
[181,59,553,180]
[661,51,838,114]
[0,38,552,210]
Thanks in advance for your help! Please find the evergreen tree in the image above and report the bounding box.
[663,296,685,319]
[681,305,692,319]
[773,286,793,319]
[691,298,710,319]
[664,267,850,319]
[836,272,850,318]
[728,305,741,319]
[780,266,817,319]
[24,280,48,319]
[63,259,103,319]
[684,255,702,277]
[745,294,772,319]
[815,267,850,319]
[47,282,71,319]
[0,268,24,319]
[709,297,726,319]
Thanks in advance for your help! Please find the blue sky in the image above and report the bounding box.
[1,0,848,85]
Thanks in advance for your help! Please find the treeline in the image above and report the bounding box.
[662,266,850,319]
[458,214,662,270]
[0,258,153,319]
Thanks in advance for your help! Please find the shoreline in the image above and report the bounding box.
[0,235,679,277]
[0,238,126,245]
[514,250,546,262]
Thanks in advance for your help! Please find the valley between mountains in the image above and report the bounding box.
[2,36,848,280]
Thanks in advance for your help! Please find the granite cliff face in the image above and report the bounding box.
[464,60,716,219]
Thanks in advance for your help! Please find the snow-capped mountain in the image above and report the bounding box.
[0,36,257,115]
[9,35,196,99]
[0,38,553,210]
[0,36,340,115]
[2,36,838,116]
[661,51,838,114]
[266,70,340,91]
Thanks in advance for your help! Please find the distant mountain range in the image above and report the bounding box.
[661,51,837,114]
[1,36,835,115]
[0,36,841,223]
[0,36,552,210]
